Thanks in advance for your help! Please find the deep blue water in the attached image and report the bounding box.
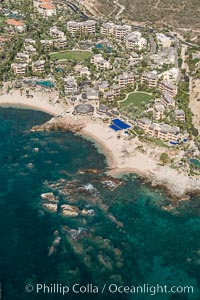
[0,108,200,300]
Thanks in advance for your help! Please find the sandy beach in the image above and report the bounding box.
[0,90,64,116]
[0,90,200,198]
[189,78,200,131]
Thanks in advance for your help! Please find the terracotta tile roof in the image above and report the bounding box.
[5,19,25,26]
[40,3,55,9]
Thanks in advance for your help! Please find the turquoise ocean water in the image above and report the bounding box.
[0,108,200,300]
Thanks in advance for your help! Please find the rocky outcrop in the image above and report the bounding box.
[41,192,59,203]
[42,203,58,212]
[60,204,80,217]
[31,116,86,133]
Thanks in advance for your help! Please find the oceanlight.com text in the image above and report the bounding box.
[25,283,194,296]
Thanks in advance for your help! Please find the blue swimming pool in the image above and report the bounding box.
[112,119,131,130]
[109,124,121,131]
[190,158,200,168]
[110,119,131,131]
[36,81,55,88]
[95,43,112,52]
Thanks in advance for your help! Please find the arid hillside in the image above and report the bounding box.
[82,0,200,32]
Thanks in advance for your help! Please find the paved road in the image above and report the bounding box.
[59,0,89,19]
[147,34,157,59]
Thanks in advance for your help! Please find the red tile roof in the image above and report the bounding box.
[5,19,25,26]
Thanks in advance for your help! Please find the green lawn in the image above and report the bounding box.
[50,50,92,62]
[120,92,152,109]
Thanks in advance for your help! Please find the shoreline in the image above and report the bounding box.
[79,128,118,170]
[0,91,64,116]
[80,123,200,199]
[0,92,200,199]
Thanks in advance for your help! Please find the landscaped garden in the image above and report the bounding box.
[120,92,152,109]
[50,50,92,62]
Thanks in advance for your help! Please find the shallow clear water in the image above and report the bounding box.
[0,108,200,300]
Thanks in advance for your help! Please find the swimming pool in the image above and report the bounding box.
[95,43,112,53]
[36,81,55,88]
[190,158,200,168]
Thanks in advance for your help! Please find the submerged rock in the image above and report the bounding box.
[41,192,59,203]
[81,208,95,216]
[53,236,61,247]
[60,205,80,217]
[42,203,58,212]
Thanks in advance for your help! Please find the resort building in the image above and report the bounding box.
[80,66,90,77]
[53,37,67,49]
[63,76,77,93]
[24,45,37,54]
[48,26,65,38]
[101,22,131,39]
[33,0,56,17]
[33,0,51,9]
[100,22,115,35]
[118,72,134,88]
[137,118,182,143]
[113,25,132,39]
[32,60,45,73]
[137,118,151,131]
[161,93,175,107]
[111,84,121,97]
[98,81,109,92]
[0,36,9,49]
[159,80,177,97]
[97,59,111,70]
[141,72,158,88]
[38,3,56,17]
[5,19,26,32]
[153,104,165,120]
[174,109,185,122]
[86,89,99,101]
[104,91,114,101]
[97,104,109,114]
[124,32,147,50]
[67,20,96,35]
[151,47,176,66]
[91,54,111,70]
[16,53,30,63]
[11,63,28,75]
[100,23,131,39]
[40,39,54,50]
[73,103,94,115]
[24,38,36,45]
